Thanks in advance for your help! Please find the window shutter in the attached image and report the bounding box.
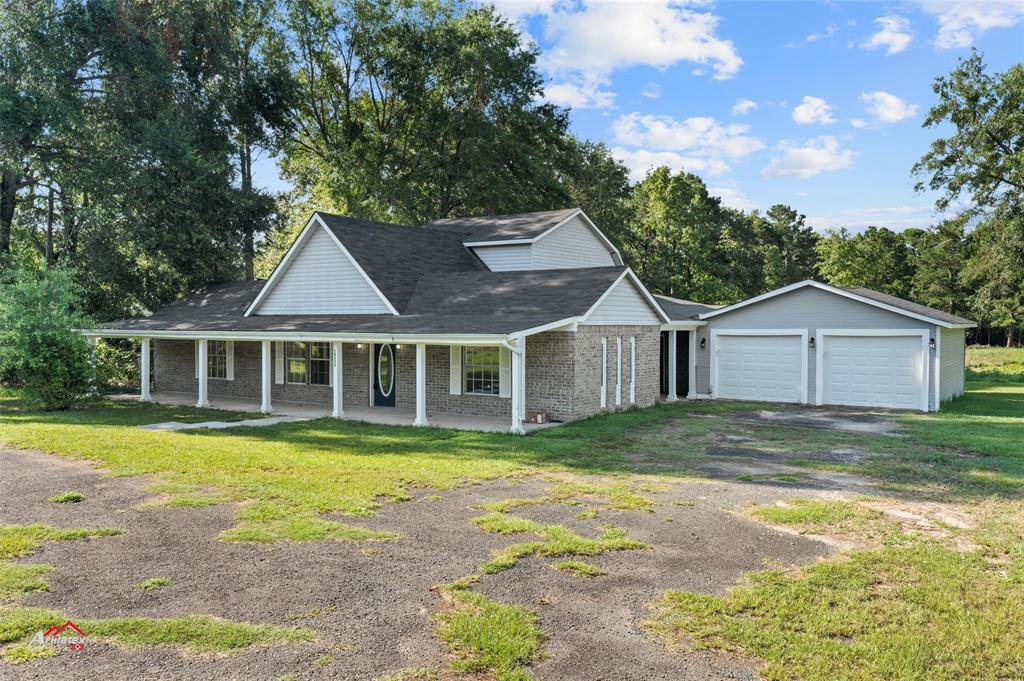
[449,345,462,395]
[226,341,235,381]
[275,342,284,384]
[499,347,511,398]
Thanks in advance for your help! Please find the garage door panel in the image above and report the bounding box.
[716,334,803,403]
[821,335,923,410]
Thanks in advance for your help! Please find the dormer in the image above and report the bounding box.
[424,208,622,272]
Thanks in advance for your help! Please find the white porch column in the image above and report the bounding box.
[688,331,697,398]
[510,346,525,435]
[414,343,428,426]
[260,340,272,414]
[139,338,152,402]
[667,330,678,402]
[196,339,209,408]
[332,341,344,418]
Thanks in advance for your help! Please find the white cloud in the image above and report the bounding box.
[611,148,730,183]
[792,96,836,125]
[861,16,913,54]
[611,113,764,157]
[762,136,855,179]
[731,98,758,115]
[510,0,743,82]
[641,82,661,99]
[708,182,758,211]
[850,118,867,129]
[544,81,616,109]
[918,1,1024,49]
[784,22,838,47]
[860,91,919,123]
[806,204,941,230]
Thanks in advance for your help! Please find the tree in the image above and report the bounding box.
[910,217,973,321]
[816,226,914,297]
[913,50,1023,214]
[963,207,1024,346]
[559,140,633,252]
[753,205,819,290]
[280,0,571,224]
[0,267,95,408]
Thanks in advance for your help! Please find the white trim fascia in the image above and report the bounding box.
[699,279,973,329]
[244,213,399,317]
[463,209,623,262]
[81,329,511,345]
[710,328,809,405]
[580,269,671,325]
[934,326,941,411]
[815,328,931,412]
[660,321,706,331]
[511,317,582,338]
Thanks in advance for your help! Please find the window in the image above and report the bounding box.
[208,341,227,379]
[286,342,307,384]
[463,346,500,395]
[309,342,331,386]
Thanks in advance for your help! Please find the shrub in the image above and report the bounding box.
[0,267,96,409]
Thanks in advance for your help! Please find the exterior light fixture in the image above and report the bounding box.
[929,338,936,351]
[356,343,364,349]
[809,336,815,348]
[699,338,706,349]
[395,344,403,349]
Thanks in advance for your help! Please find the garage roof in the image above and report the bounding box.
[699,280,976,328]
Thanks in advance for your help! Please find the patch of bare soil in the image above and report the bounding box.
[0,447,831,680]
[730,406,901,435]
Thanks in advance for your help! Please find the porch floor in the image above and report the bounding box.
[110,391,557,434]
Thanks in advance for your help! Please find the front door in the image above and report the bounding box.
[373,344,396,407]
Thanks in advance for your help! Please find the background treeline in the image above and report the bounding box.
[1,1,1020,344]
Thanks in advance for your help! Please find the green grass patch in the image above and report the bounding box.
[0,606,314,652]
[1,643,55,664]
[552,560,606,578]
[49,491,85,503]
[435,586,543,681]
[136,577,170,591]
[547,480,655,511]
[0,524,122,560]
[483,498,551,513]
[470,513,648,574]
[0,563,52,602]
[378,669,440,681]
[218,502,401,543]
[646,541,1024,681]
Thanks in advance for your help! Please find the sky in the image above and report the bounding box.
[253,0,1024,232]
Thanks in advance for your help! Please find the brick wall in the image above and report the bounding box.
[153,329,660,422]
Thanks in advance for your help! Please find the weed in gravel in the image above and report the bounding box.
[1,643,54,664]
[49,492,85,503]
[378,668,440,680]
[483,498,551,513]
[315,652,335,668]
[749,499,909,545]
[137,577,170,591]
[218,502,401,543]
[0,564,52,602]
[552,561,606,578]
[547,481,655,511]
[0,606,315,652]
[575,509,598,520]
[470,513,648,574]
[672,501,695,507]
[435,585,542,681]
[0,525,122,560]
[286,606,335,620]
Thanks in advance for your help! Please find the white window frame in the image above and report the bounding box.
[814,329,930,412]
[207,340,228,380]
[709,329,809,405]
[285,341,308,385]
[309,341,331,386]
[463,346,502,396]
[600,338,607,409]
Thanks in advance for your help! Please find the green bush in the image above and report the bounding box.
[0,267,96,409]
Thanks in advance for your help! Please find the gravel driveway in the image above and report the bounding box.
[1,442,835,680]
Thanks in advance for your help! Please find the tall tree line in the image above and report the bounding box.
[1,3,1019,344]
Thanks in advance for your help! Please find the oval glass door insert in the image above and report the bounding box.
[378,345,394,396]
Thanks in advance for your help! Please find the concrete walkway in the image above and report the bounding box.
[138,415,309,432]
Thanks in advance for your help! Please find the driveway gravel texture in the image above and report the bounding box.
[0,409,885,680]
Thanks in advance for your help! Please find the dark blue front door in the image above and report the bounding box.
[373,344,396,407]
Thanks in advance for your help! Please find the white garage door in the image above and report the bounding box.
[821,335,924,410]
[715,334,804,403]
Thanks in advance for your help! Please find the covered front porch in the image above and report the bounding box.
[108,390,555,433]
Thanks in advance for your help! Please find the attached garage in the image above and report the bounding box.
[685,281,975,412]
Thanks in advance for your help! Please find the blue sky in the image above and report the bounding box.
[254,1,1024,232]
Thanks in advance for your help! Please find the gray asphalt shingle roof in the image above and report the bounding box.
[96,267,629,336]
[655,294,721,321]
[842,286,975,326]
[422,207,579,242]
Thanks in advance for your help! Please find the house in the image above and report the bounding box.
[85,208,975,433]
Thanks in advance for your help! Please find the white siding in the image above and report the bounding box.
[257,226,392,315]
[531,215,616,270]
[584,278,662,326]
[939,327,966,402]
[473,244,532,271]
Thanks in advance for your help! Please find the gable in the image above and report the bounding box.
[583,277,663,326]
[473,244,533,272]
[531,214,618,270]
[706,286,934,330]
[255,225,394,315]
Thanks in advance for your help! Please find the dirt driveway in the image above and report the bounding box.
[0,408,888,680]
